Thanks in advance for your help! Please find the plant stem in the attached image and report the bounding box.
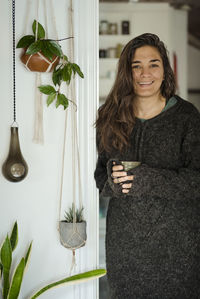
[45,37,74,42]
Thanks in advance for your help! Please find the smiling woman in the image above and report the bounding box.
[94,33,200,299]
[131,46,166,119]
[132,49,164,94]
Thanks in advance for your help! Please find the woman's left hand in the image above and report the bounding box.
[112,162,134,194]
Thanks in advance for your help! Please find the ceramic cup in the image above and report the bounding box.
[120,161,141,172]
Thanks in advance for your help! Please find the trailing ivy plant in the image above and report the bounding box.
[17,20,84,110]
[0,222,106,299]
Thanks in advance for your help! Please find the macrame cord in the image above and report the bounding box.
[58,0,85,276]
[23,0,58,144]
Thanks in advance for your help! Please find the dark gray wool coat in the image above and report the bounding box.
[94,95,200,299]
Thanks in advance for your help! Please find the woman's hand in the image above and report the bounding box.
[112,162,134,194]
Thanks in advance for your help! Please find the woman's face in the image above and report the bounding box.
[132,45,164,100]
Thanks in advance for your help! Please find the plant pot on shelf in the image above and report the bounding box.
[59,220,87,249]
[21,49,59,72]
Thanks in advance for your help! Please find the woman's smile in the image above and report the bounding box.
[138,80,154,86]
[132,45,164,100]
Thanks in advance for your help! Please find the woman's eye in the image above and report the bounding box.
[132,65,141,69]
[151,64,159,68]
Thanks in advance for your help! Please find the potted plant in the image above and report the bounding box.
[59,204,87,249]
[16,20,84,110]
[0,222,106,299]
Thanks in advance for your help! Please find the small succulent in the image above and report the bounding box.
[64,204,84,223]
[17,20,84,110]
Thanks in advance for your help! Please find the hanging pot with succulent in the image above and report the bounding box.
[17,20,84,110]
[59,204,87,250]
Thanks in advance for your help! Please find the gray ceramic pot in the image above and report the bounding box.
[59,221,87,249]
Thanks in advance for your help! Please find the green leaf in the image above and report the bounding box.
[16,35,35,48]
[38,85,56,95]
[64,204,84,223]
[10,222,18,252]
[30,269,106,299]
[47,93,56,107]
[25,242,32,267]
[1,235,12,299]
[40,41,54,61]
[72,63,84,78]
[0,262,3,279]
[32,20,45,39]
[52,68,62,86]
[7,258,25,299]
[63,55,69,62]
[26,40,42,55]
[63,64,72,83]
[47,41,63,57]
[56,94,69,110]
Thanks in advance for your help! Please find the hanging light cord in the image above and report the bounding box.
[12,0,16,124]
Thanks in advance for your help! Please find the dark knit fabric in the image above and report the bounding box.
[94,95,200,299]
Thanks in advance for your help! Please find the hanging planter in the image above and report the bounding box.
[17,21,61,73]
[17,17,84,144]
[59,205,87,250]
[56,0,86,275]
[17,20,84,110]
[20,49,59,73]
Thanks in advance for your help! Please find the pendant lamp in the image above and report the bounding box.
[2,0,28,182]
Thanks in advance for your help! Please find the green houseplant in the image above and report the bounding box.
[0,222,106,299]
[16,20,84,110]
[59,204,87,249]
[64,204,84,223]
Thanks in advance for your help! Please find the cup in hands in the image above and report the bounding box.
[112,160,140,194]
[120,161,141,172]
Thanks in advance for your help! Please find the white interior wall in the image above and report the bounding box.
[188,45,200,89]
[170,8,188,99]
[188,45,200,111]
[0,0,99,299]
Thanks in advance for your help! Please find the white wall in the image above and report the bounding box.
[170,7,188,99]
[0,0,99,299]
[187,44,200,111]
[188,45,200,89]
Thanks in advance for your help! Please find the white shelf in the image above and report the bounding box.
[99,78,114,98]
[99,78,114,83]
[99,34,131,39]
[99,59,118,83]
[99,34,131,50]
[99,6,131,99]
[99,58,119,63]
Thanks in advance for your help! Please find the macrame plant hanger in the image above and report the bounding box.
[58,0,86,275]
[2,0,28,183]
[22,0,59,144]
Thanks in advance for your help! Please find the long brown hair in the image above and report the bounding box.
[96,33,176,153]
